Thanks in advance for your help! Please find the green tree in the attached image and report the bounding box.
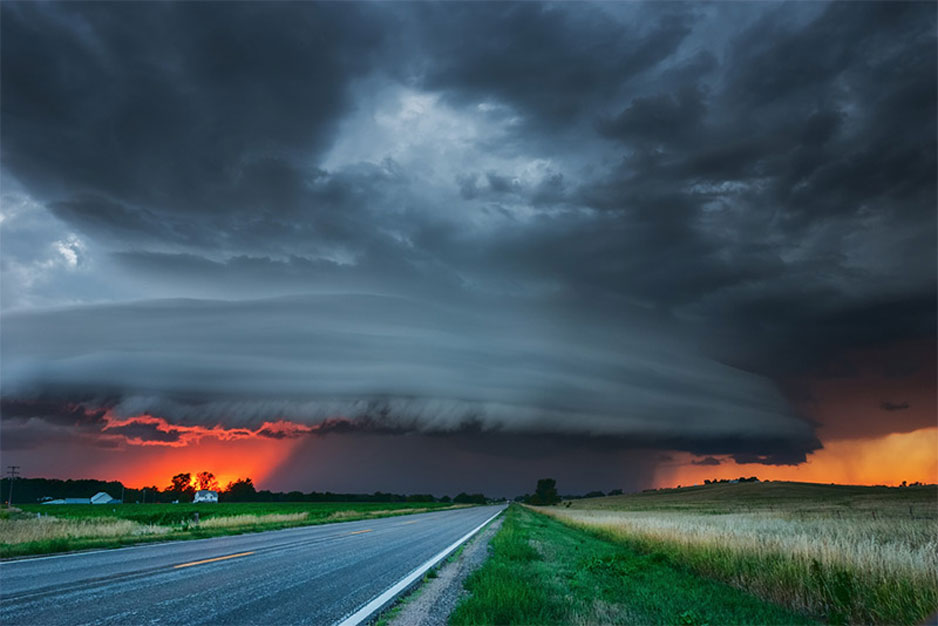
[223,477,257,502]
[527,478,560,505]
[166,473,195,500]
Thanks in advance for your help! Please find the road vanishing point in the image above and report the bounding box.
[0,504,505,625]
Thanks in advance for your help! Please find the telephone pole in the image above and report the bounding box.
[6,466,20,506]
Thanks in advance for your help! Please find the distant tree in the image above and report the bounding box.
[407,494,435,503]
[608,489,623,496]
[439,495,451,503]
[140,485,162,503]
[584,490,605,498]
[453,492,486,504]
[223,477,257,502]
[527,478,560,505]
[371,491,386,502]
[166,473,195,500]
[195,471,219,491]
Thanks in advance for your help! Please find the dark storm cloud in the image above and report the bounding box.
[413,3,696,128]
[880,401,911,412]
[691,456,721,467]
[0,398,107,427]
[1,2,383,213]
[103,422,181,445]
[1,1,934,476]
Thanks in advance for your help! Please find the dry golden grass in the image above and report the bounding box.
[545,508,938,587]
[197,512,309,528]
[0,515,169,544]
[327,510,364,520]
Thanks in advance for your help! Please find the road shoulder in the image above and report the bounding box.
[379,513,506,626]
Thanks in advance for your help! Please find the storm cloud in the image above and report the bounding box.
[1,1,934,491]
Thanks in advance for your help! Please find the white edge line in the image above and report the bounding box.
[335,506,505,626]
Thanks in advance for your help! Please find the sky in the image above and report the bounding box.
[1,1,935,497]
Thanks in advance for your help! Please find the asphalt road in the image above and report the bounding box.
[0,504,505,625]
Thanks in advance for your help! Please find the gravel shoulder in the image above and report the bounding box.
[383,513,506,626]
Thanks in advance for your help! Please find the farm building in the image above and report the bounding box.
[41,491,119,505]
[193,490,218,503]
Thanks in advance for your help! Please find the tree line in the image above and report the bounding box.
[0,475,488,505]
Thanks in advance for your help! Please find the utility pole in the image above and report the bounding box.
[6,466,20,506]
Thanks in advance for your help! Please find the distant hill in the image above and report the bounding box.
[563,481,938,516]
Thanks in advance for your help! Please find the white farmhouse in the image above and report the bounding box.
[193,490,218,503]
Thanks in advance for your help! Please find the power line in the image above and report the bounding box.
[6,465,20,506]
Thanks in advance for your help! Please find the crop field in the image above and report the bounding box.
[541,481,938,625]
[1,501,459,558]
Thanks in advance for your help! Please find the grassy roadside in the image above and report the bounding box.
[544,483,938,625]
[1,502,464,558]
[450,504,814,625]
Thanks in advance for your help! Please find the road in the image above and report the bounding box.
[0,504,505,625]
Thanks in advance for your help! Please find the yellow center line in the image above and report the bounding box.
[345,529,373,535]
[173,551,255,569]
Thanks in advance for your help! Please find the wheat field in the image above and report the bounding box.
[539,483,938,624]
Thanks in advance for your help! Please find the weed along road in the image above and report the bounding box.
[0,504,505,625]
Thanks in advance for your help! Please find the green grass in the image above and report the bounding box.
[450,504,814,626]
[2,501,459,558]
[16,501,450,525]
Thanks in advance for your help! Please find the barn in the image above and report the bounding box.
[41,491,119,505]
[91,491,120,504]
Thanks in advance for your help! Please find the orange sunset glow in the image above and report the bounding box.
[89,413,317,488]
[113,436,300,490]
[654,426,938,489]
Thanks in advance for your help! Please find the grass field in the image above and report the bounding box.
[542,481,938,625]
[0,501,459,558]
[450,504,814,625]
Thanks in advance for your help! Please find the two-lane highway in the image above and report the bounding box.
[0,504,505,625]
